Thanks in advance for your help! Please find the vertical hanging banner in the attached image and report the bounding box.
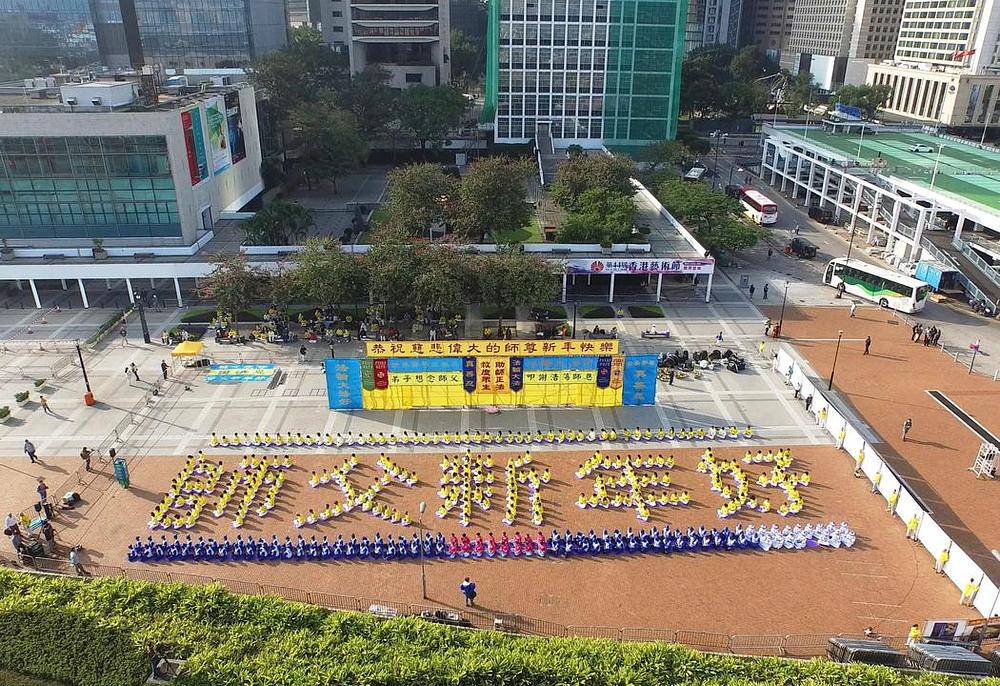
[224,91,246,164]
[463,357,477,393]
[610,354,625,390]
[478,357,493,391]
[204,95,232,175]
[360,359,376,391]
[372,358,389,390]
[181,107,209,186]
[596,355,613,388]
[492,357,507,392]
[509,356,524,391]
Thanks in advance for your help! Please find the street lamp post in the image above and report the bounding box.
[571,301,578,339]
[845,219,858,262]
[969,340,981,375]
[417,501,427,599]
[134,291,151,344]
[776,280,790,338]
[712,131,727,189]
[828,330,844,390]
[930,144,944,189]
[856,124,867,160]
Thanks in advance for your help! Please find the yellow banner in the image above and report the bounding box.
[387,372,463,386]
[365,339,619,358]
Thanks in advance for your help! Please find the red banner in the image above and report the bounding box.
[373,358,389,390]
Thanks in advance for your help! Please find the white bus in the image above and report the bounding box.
[823,258,931,313]
[683,166,707,182]
[739,188,778,225]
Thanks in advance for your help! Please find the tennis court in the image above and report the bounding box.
[792,129,1000,212]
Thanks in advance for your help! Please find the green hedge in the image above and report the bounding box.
[0,569,995,686]
[84,308,132,346]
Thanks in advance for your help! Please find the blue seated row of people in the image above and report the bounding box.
[127,522,853,563]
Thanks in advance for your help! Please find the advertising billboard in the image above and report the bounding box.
[563,258,715,275]
[224,91,246,165]
[204,95,231,175]
[181,107,209,186]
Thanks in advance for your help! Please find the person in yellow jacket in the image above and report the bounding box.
[906,514,920,541]
[907,624,922,646]
[871,470,882,494]
[960,578,979,606]
[886,488,899,513]
[935,547,949,574]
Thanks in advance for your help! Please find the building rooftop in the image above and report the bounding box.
[0,78,246,114]
[770,126,1000,214]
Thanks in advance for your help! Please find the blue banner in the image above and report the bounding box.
[462,356,477,392]
[622,354,658,405]
[205,363,276,383]
[325,359,364,409]
[509,356,524,391]
[596,355,612,389]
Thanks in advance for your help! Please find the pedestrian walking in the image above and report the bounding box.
[160,360,169,380]
[668,369,675,385]
[758,340,765,357]
[793,382,801,399]
[39,395,52,415]
[748,284,756,299]
[764,320,772,337]
[932,328,942,345]
[299,345,308,364]
[804,394,813,412]
[767,247,773,259]
[849,302,857,318]
[131,362,141,383]
[935,548,949,574]
[459,577,477,606]
[69,546,86,575]
[151,292,161,311]
[906,514,919,541]
[23,439,37,464]
[119,326,128,347]
[80,446,93,472]
[36,477,48,505]
[762,283,769,300]
[794,225,800,235]
[960,578,979,606]
[864,336,871,355]
[902,417,912,441]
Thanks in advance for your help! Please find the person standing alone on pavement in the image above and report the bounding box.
[767,247,773,260]
[39,395,52,415]
[902,418,912,441]
[849,302,857,318]
[160,360,169,380]
[23,439,37,464]
[459,577,477,606]
[80,446,93,472]
[762,284,769,300]
[864,336,871,355]
[748,284,755,299]
[130,362,140,383]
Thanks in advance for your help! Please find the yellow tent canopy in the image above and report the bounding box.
[171,341,204,357]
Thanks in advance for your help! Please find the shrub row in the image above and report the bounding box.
[84,308,132,346]
[0,569,995,686]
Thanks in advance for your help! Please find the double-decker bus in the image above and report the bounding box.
[739,188,778,225]
[823,258,930,313]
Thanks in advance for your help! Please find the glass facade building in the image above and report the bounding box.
[485,0,685,145]
[0,136,180,239]
[0,0,99,79]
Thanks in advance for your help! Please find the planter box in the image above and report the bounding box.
[0,251,13,262]
[0,414,10,424]
[15,398,29,407]
[93,249,108,261]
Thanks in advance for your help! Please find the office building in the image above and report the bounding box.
[486,0,687,146]
[747,0,794,62]
[780,0,903,89]
[685,0,743,53]
[0,82,264,248]
[866,0,1000,127]
[0,0,100,79]
[344,0,451,87]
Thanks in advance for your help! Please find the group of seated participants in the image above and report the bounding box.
[129,521,855,563]
[209,425,756,449]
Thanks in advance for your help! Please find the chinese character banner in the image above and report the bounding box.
[365,340,619,358]
[326,352,658,410]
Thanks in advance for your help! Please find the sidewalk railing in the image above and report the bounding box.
[0,552,902,658]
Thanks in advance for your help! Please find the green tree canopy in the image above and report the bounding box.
[450,29,483,87]
[289,93,366,191]
[413,247,477,315]
[343,65,399,139]
[476,250,560,328]
[456,156,534,241]
[241,201,315,246]
[364,221,423,313]
[293,238,367,307]
[636,140,693,171]
[201,253,267,326]
[556,188,636,245]
[834,83,893,119]
[551,153,635,209]
[247,27,349,117]
[655,177,766,254]
[680,45,777,118]
[385,163,459,237]
[398,85,469,151]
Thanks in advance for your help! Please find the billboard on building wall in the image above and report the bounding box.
[224,91,246,165]
[563,258,715,275]
[204,95,232,175]
[181,107,209,186]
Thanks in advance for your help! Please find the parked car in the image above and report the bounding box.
[807,205,833,223]
[786,236,818,259]
[909,144,934,153]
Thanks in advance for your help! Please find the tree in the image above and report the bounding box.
[456,156,533,241]
[550,154,635,209]
[364,221,424,315]
[241,201,315,245]
[450,29,483,87]
[247,27,349,117]
[265,264,300,309]
[655,177,766,254]
[556,188,636,244]
[398,85,469,152]
[201,253,267,329]
[385,163,459,237]
[289,94,365,191]
[834,83,893,119]
[782,71,818,116]
[413,247,476,315]
[477,250,560,330]
[293,238,367,307]
[636,140,693,171]
[344,66,399,139]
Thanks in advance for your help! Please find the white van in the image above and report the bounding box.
[909,144,934,153]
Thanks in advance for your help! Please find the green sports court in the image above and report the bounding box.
[785,129,1000,213]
